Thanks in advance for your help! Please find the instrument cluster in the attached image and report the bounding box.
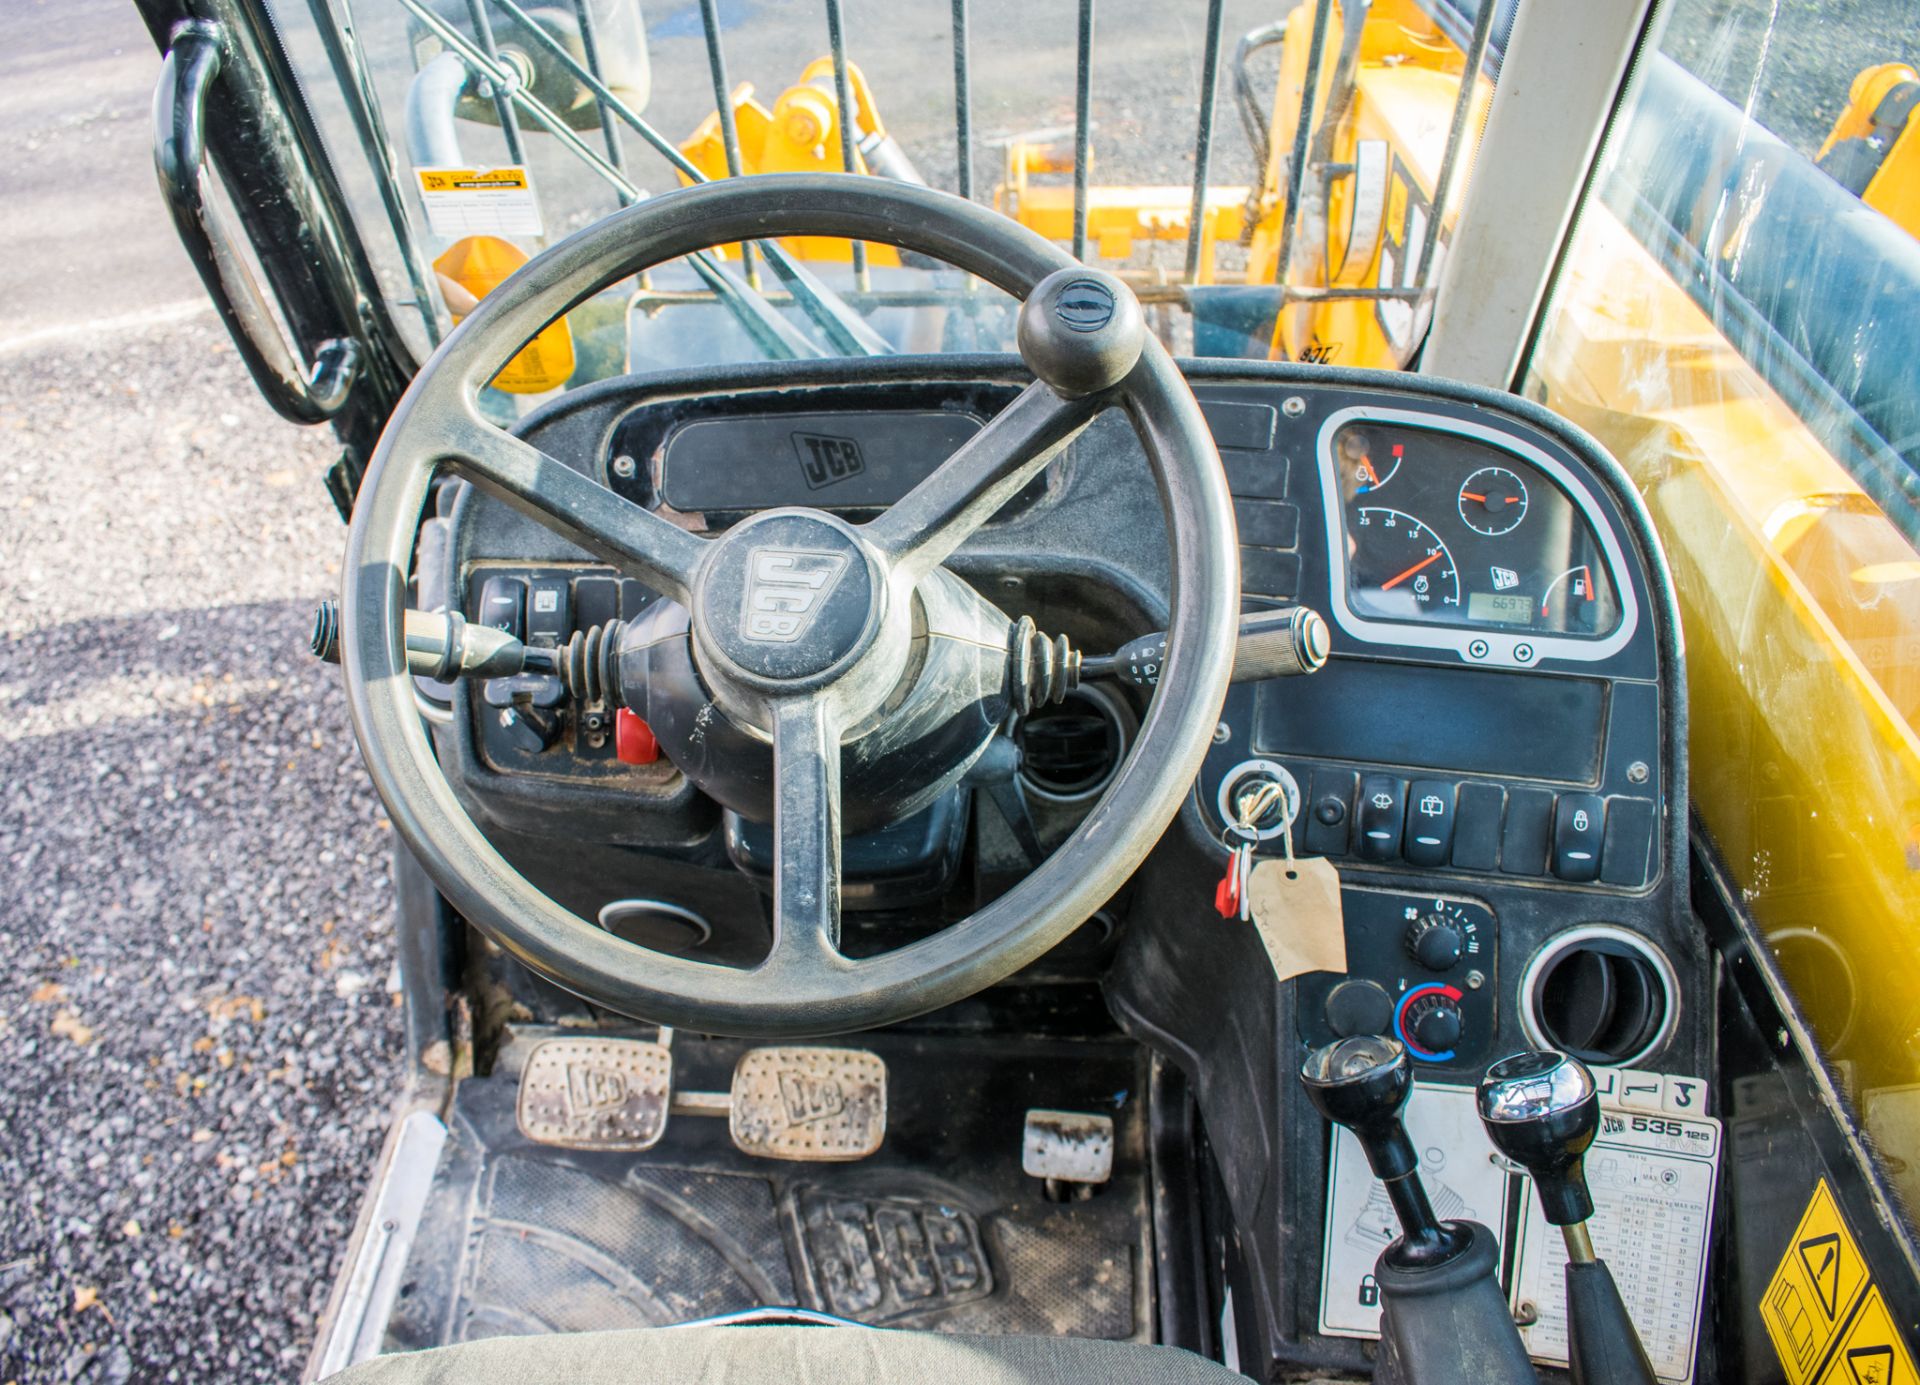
[1316,408,1637,667]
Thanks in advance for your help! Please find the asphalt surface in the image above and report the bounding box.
[0,0,1909,1379]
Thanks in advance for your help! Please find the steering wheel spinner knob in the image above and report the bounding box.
[1017,266,1146,399]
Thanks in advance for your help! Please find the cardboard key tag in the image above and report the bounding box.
[1244,856,1348,983]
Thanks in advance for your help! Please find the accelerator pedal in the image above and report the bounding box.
[728,1047,888,1162]
[516,1036,673,1152]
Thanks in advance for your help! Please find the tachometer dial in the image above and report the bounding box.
[1457,466,1528,536]
[1350,508,1459,617]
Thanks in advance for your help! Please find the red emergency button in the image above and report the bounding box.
[615,708,660,765]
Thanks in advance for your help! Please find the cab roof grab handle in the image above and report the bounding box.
[152,19,361,425]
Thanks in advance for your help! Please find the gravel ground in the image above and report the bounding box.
[0,319,402,1381]
[1660,0,1919,158]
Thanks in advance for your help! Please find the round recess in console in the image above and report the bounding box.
[1519,925,1678,1067]
[1018,683,1134,802]
[597,899,713,955]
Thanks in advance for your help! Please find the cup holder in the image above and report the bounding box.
[1519,925,1678,1066]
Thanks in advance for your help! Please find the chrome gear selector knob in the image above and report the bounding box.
[1477,1048,1601,1228]
[1299,1036,1535,1385]
[1478,1050,1657,1385]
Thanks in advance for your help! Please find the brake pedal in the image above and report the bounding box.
[729,1046,887,1161]
[516,1036,672,1151]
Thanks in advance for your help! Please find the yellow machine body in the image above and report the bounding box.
[1818,62,1920,241]
[678,57,901,266]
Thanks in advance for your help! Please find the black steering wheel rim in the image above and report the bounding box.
[340,173,1238,1038]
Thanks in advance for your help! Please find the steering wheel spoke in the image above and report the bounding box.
[762,694,846,975]
[441,410,704,604]
[866,381,1096,583]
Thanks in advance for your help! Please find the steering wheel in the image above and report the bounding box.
[341,174,1238,1038]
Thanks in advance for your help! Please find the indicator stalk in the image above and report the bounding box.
[1084,606,1330,687]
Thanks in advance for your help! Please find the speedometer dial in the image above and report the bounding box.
[1349,508,1459,618]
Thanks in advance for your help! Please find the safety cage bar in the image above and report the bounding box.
[291,0,1503,361]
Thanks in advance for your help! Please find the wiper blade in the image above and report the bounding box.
[473,0,892,357]
[758,245,894,356]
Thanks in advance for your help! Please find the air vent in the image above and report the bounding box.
[1520,926,1677,1066]
[1017,686,1130,800]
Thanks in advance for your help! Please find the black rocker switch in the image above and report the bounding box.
[1479,1051,1658,1385]
[1301,1037,1535,1385]
[477,575,526,640]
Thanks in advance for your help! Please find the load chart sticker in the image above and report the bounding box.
[1762,1179,1919,1385]
[415,167,544,239]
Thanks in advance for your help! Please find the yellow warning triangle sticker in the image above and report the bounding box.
[1763,1180,1918,1385]
[1817,1289,1918,1385]
[1801,1233,1846,1319]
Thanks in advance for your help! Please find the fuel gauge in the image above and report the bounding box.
[1539,562,1621,635]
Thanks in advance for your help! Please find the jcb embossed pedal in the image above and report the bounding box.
[516,1037,672,1151]
[729,1047,887,1161]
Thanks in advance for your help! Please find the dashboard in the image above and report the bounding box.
[422,355,1701,1380]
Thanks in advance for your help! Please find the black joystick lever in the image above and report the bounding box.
[1300,1037,1534,1385]
[1479,1050,1659,1385]
[1301,1035,1470,1269]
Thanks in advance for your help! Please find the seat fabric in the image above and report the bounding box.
[327,1325,1249,1384]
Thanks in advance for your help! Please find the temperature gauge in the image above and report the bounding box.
[1458,466,1529,536]
[1340,428,1402,494]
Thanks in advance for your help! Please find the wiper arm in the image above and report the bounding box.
[481,0,892,357]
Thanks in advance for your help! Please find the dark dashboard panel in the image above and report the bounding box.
[659,408,983,512]
[446,359,1680,1070]
[603,379,1039,524]
[1253,659,1608,784]
[434,356,1696,1385]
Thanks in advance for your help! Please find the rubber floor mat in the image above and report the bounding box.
[382,1028,1152,1350]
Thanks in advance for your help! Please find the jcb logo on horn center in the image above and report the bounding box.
[741,547,850,644]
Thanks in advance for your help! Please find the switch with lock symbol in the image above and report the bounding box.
[1551,793,1607,882]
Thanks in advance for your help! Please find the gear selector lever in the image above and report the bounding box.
[1300,1036,1534,1385]
[1478,1050,1658,1385]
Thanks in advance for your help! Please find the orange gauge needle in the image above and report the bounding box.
[1359,461,1381,487]
[1460,491,1486,502]
[1381,550,1443,591]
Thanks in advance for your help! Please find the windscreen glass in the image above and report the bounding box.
[255,0,1504,402]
